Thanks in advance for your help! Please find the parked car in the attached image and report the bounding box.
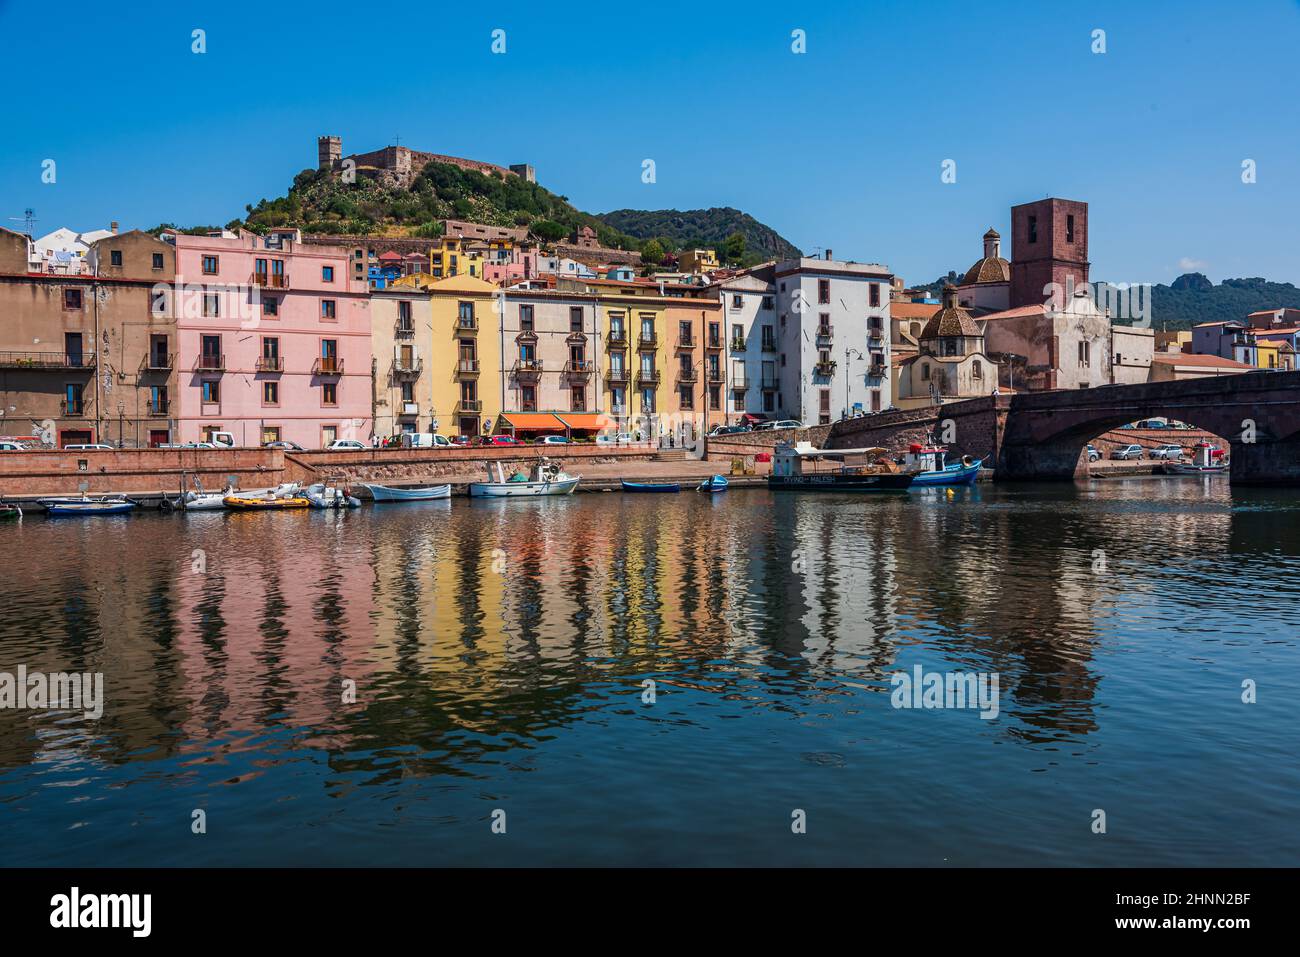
[1112,444,1145,460]
[1148,444,1185,460]
[533,435,569,445]
[755,419,802,432]
[708,424,751,436]
[450,435,471,446]
[63,443,116,450]
[399,433,452,449]
[1086,444,1101,462]
[264,440,305,451]
[595,432,637,446]
[0,441,25,451]
[471,435,520,447]
[325,439,367,451]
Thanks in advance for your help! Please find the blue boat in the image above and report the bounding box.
[902,444,982,487]
[621,480,680,493]
[697,474,729,492]
[39,494,136,516]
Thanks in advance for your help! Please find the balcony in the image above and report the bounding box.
[563,360,594,377]
[676,367,698,384]
[814,360,837,376]
[706,335,723,350]
[729,336,746,351]
[395,321,415,340]
[255,356,283,373]
[761,340,778,353]
[312,356,343,376]
[147,398,169,415]
[457,398,483,413]
[60,399,86,415]
[732,378,748,391]
[456,358,480,376]
[194,353,225,372]
[606,366,631,383]
[513,359,543,378]
[251,271,289,289]
[607,329,628,348]
[455,317,479,334]
[868,323,884,340]
[707,368,725,384]
[393,357,424,378]
[400,402,420,417]
[761,378,778,391]
[139,352,174,373]
[0,350,96,370]
[869,363,887,378]
[635,369,661,388]
[676,334,696,350]
[637,332,658,350]
[816,325,834,342]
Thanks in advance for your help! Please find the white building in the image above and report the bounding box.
[773,255,893,423]
[715,267,777,423]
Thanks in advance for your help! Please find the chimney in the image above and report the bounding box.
[110,221,118,234]
[825,249,833,261]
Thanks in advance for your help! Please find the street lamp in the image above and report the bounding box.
[843,348,864,420]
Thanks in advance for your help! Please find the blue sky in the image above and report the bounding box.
[2,0,1298,286]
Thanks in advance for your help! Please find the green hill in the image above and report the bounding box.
[595,207,801,264]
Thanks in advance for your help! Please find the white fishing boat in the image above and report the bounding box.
[175,482,301,510]
[361,482,451,502]
[1165,441,1228,475]
[468,459,579,498]
[305,482,362,509]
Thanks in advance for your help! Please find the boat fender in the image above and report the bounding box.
[961,455,974,467]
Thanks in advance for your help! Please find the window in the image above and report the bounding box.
[263,381,279,405]
[152,253,164,270]
[202,293,219,318]
[201,335,221,366]
[458,301,474,326]
[262,426,281,445]
[151,287,167,315]
[870,283,880,307]
[202,255,219,274]
[1027,215,1038,244]
[708,322,720,347]
[709,385,720,410]
[321,299,336,320]
[1078,340,1090,367]
[64,383,84,414]
[322,266,334,282]
[322,382,338,405]
[63,288,82,310]
[520,304,534,331]
[679,385,693,409]
[761,296,773,310]
[110,250,122,267]
[731,294,743,309]
[641,388,656,413]
[609,386,625,414]
[401,381,414,401]
[1066,214,1075,244]
[972,359,983,379]
[263,297,279,317]
[570,307,584,333]
[761,326,776,350]
[818,279,830,304]
[521,385,537,410]
[201,380,220,403]
[922,363,930,381]
[150,385,168,413]
[571,386,586,411]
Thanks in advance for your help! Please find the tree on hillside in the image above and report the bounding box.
[724,231,746,263]
[641,239,664,265]
[531,220,567,243]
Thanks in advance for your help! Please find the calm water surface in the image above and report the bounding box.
[1,477,1297,866]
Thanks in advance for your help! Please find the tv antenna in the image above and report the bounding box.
[7,208,35,235]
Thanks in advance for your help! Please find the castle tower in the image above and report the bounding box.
[1009,198,1089,307]
[318,135,342,171]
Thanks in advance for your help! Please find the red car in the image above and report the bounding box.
[470,435,520,447]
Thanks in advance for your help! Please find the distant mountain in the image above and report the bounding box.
[904,271,1300,329]
[594,207,801,265]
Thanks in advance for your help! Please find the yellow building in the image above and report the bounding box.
[1255,338,1281,370]
[679,248,719,274]
[401,273,502,437]
[428,237,486,279]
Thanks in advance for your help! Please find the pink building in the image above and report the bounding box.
[167,229,372,448]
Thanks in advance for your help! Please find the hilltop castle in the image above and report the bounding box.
[317,136,535,189]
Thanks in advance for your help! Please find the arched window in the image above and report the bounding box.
[972,359,983,379]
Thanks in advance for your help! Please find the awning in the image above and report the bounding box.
[498,412,565,431]
[739,413,767,424]
[555,413,616,432]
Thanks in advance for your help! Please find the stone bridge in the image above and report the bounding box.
[824,370,1300,485]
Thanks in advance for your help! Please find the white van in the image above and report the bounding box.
[399,433,452,449]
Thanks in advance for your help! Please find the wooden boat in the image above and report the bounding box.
[1165,442,1228,475]
[768,441,916,493]
[621,480,680,493]
[39,494,136,516]
[361,482,451,502]
[697,475,729,492]
[902,443,982,487]
[469,459,579,498]
[0,502,22,520]
[223,492,312,510]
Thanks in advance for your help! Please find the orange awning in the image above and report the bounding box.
[498,412,565,431]
[555,413,616,432]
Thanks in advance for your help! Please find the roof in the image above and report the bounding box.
[890,302,941,319]
[920,299,980,339]
[1150,353,1254,369]
[961,256,1010,285]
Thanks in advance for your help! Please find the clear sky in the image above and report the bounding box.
[2,0,1298,287]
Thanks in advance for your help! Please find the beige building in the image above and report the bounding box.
[896,288,999,408]
[1149,352,1255,381]
[370,286,434,437]
[1111,325,1155,384]
[982,291,1114,391]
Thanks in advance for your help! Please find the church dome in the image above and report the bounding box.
[921,286,981,339]
[961,227,1010,285]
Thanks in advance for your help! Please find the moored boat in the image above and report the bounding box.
[305,482,362,509]
[621,480,680,493]
[38,494,136,516]
[0,502,22,520]
[768,441,916,493]
[170,481,301,511]
[902,443,982,487]
[223,492,312,510]
[697,474,729,492]
[1165,441,1228,475]
[361,482,451,502]
[469,459,579,498]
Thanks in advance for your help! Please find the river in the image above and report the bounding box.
[0,476,1296,865]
